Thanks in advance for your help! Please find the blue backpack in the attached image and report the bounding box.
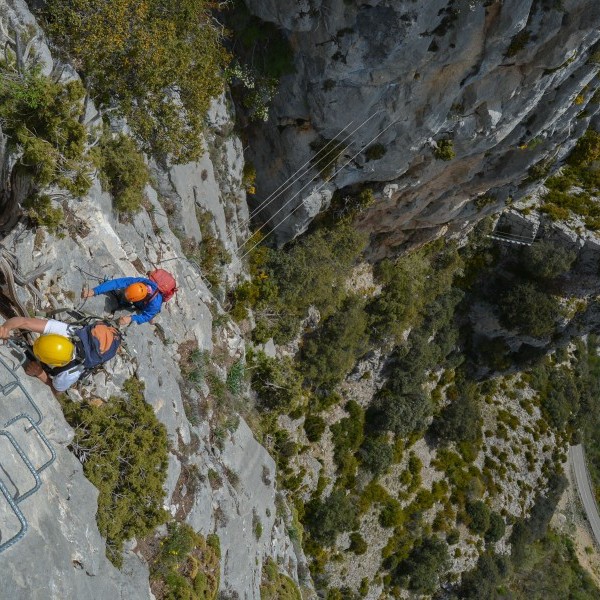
[74,322,121,369]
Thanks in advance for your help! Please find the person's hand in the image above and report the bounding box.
[24,361,43,377]
[0,323,12,340]
[119,315,132,327]
[81,287,95,299]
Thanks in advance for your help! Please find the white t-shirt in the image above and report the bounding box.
[43,319,83,392]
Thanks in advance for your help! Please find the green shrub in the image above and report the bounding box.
[43,0,230,161]
[260,558,302,600]
[367,252,431,345]
[331,401,365,477]
[349,532,368,555]
[150,522,220,599]
[367,290,463,436]
[485,512,506,542]
[224,1,294,122]
[310,137,347,179]
[433,139,455,161]
[0,65,92,195]
[326,188,376,224]
[23,193,64,233]
[430,382,482,445]
[446,529,460,545]
[299,295,369,390]
[568,128,600,170]
[241,222,367,344]
[248,351,304,412]
[379,498,404,528]
[226,360,245,395]
[93,132,149,213]
[395,536,450,594]
[303,415,327,442]
[466,500,490,535]
[59,378,169,566]
[520,240,576,281]
[506,30,531,57]
[497,282,563,338]
[365,143,386,161]
[305,490,358,545]
[359,435,393,476]
[539,129,600,226]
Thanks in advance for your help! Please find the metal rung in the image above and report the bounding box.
[4,414,56,473]
[0,478,27,553]
[0,355,43,428]
[488,234,535,246]
[0,430,41,503]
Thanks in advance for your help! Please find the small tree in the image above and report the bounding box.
[396,536,450,594]
[485,512,506,542]
[248,351,304,412]
[521,241,576,281]
[498,282,563,338]
[304,415,327,442]
[93,132,149,213]
[466,500,491,535]
[306,490,358,544]
[348,532,368,555]
[300,295,369,390]
[430,383,482,445]
[359,435,393,476]
[59,378,169,566]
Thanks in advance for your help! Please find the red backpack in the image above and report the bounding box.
[148,269,178,302]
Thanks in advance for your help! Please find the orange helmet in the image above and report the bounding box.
[125,282,148,302]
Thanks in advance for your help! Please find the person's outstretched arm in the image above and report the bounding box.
[0,316,48,338]
[89,277,151,297]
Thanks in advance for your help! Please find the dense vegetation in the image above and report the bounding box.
[238,200,600,597]
[260,558,302,600]
[541,128,600,228]
[59,378,169,566]
[42,0,230,161]
[233,221,368,343]
[92,132,149,213]
[150,523,220,600]
[0,61,92,230]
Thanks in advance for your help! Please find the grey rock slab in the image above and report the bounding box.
[0,348,151,600]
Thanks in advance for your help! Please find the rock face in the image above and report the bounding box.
[0,1,311,598]
[243,0,600,257]
[0,355,152,600]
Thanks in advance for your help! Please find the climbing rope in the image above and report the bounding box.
[242,110,384,226]
[238,117,401,261]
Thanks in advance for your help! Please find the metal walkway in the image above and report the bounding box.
[0,343,56,553]
[487,210,540,247]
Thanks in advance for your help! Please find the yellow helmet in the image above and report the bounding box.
[32,334,75,367]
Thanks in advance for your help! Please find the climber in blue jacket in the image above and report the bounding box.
[82,277,163,326]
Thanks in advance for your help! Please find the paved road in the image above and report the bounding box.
[570,444,600,547]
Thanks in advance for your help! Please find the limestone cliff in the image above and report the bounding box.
[243,0,600,257]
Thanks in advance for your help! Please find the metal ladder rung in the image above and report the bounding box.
[4,414,56,473]
[0,478,27,554]
[0,351,43,428]
[0,431,41,503]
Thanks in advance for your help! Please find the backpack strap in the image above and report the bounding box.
[143,282,161,306]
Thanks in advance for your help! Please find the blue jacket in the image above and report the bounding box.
[93,277,163,325]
